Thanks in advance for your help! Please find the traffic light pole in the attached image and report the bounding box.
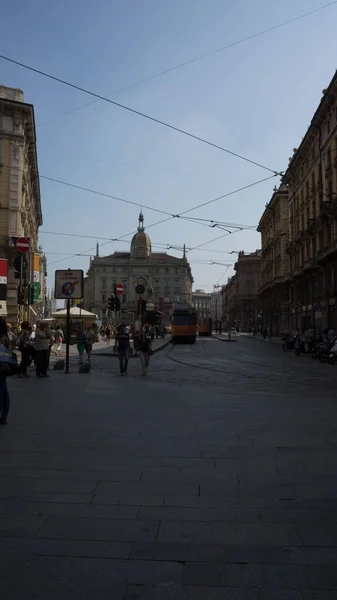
[139,295,142,334]
[113,285,119,336]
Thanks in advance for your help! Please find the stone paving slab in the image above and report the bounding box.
[2,337,337,598]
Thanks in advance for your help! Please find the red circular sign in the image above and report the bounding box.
[15,237,30,254]
[116,283,124,295]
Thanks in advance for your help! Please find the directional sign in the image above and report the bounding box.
[135,284,145,295]
[116,283,124,295]
[15,237,30,254]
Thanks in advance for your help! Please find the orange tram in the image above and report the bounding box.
[198,317,212,336]
[170,304,197,344]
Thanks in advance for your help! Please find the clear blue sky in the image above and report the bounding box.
[1,0,337,292]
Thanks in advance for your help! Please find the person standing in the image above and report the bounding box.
[0,317,11,424]
[106,325,111,346]
[139,331,152,377]
[84,325,95,361]
[17,322,31,378]
[115,325,130,376]
[35,322,50,378]
[54,326,64,356]
[76,327,86,364]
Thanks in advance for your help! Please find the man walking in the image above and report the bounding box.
[115,324,130,376]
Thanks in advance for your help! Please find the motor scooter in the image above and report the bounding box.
[328,340,337,365]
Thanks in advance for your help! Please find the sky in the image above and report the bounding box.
[1,0,337,293]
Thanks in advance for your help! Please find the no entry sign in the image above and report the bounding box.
[15,237,30,254]
[116,283,124,295]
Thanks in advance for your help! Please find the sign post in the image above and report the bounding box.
[15,238,30,322]
[54,269,84,374]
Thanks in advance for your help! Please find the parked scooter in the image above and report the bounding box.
[328,340,337,365]
[295,338,314,356]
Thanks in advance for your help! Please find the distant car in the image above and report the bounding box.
[229,327,237,336]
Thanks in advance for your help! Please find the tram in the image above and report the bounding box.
[198,317,212,336]
[170,304,197,343]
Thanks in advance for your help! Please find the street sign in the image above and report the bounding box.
[15,237,30,254]
[135,277,147,286]
[0,259,7,285]
[135,284,145,295]
[54,270,84,299]
[116,283,124,295]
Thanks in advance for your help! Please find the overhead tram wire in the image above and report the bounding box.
[0,53,279,175]
[44,174,270,267]
[36,1,337,128]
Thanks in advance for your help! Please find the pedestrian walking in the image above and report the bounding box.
[84,325,95,361]
[76,327,86,364]
[115,324,130,376]
[139,331,152,376]
[55,326,64,355]
[6,323,17,354]
[35,322,51,378]
[29,324,36,365]
[0,318,11,424]
[106,325,111,345]
[17,321,31,378]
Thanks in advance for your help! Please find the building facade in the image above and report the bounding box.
[223,251,261,330]
[257,184,290,335]
[191,289,211,319]
[283,70,337,334]
[0,85,42,324]
[84,213,193,323]
[210,291,222,323]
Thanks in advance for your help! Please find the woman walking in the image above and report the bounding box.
[35,322,50,378]
[0,317,11,424]
[76,327,86,364]
[54,326,64,356]
[139,331,152,376]
[17,322,31,378]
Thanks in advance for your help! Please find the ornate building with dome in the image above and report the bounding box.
[83,213,193,324]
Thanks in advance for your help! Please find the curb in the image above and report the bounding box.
[93,339,171,358]
[213,335,237,343]
[240,334,282,345]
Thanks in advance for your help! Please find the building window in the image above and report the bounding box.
[175,268,180,274]
[101,278,107,288]
[165,268,169,274]
[102,294,106,303]
[122,294,126,304]
[174,279,180,289]
[164,278,170,289]
[165,297,170,302]
[122,279,127,289]
[103,266,106,273]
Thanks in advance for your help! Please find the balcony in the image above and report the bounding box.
[317,239,337,263]
[303,258,318,273]
[292,265,304,279]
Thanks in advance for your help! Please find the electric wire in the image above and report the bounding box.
[0,53,279,175]
[36,1,337,129]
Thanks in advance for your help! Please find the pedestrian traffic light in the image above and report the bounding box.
[17,287,24,305]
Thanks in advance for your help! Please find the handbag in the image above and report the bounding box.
[0,344,19,377]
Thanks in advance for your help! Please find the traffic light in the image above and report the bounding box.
[28,284,35,305]
[17,287,24,305]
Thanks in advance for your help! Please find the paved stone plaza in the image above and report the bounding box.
[1,336,337,599]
